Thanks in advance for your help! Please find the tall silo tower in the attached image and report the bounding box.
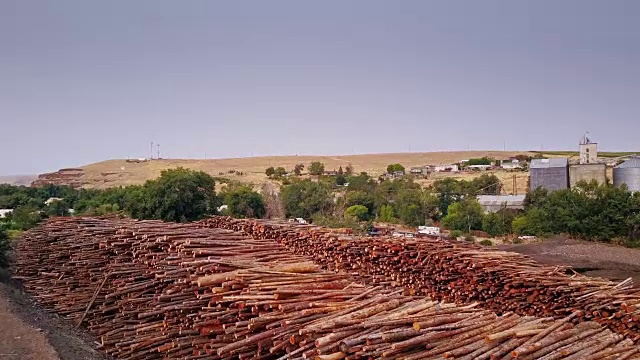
[579,133,598,164]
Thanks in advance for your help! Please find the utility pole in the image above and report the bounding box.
[150,141,154,159]
[157,144,161,159]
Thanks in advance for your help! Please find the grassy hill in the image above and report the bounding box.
[76,151,532,189]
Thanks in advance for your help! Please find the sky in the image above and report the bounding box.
[1,1,639,175]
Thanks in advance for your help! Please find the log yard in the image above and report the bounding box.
[3,1,640,359]
[7,216,640,359]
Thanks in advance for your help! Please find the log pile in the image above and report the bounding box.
[202,216,640,340]
[14,217,317,359]
[12,216,640,359]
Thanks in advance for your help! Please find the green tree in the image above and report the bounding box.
[345,191,375,214]
[432,178,464,216]
[45,199,70,217]
[472,174,501,195]
[378,204,396,223]
[524,187,549,210]
[345,174,376,193]
[345,164,354,176]
[395,188,439,226]
[309,162,325,176]
[134,168,218,222]
[0,223,10,268]
[265,167,276,177]
[512,208,551,236]
[11,205,43,230]
[345,205,370,221]
[335,175,347,186]
[222,186,266,219]
[386,164,405,174]
[466,157,493,166]
[281,180,332,219]
[441,199,485,232]
[482,210,515,237]
[273,167,288,178]
[293,164,305,176]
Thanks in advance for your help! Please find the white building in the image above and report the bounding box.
[0,209,13,218]
[434,164,459,172]
[418,226,440,236]
[476,195,526,213]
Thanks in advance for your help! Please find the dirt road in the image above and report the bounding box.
[500,236,640,286]
[0,273,107,360]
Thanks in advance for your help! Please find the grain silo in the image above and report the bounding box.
[569,164,607,188]
[530,158,569,192]
[613,157,640,192]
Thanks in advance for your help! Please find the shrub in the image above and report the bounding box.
[479,239,494,246]
[450,230,463,239]
[464,234,476,242]
[345,205,370,222]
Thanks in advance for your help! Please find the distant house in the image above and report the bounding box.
[468,165,492,171]
[0,209,13,218]
[476,195,526,213]
[499,159,523,170]
[323,170,339,176]
[410,166,432,176]
[434,164,459,172]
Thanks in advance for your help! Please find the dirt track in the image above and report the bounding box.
[0,271,107,360]
[500,236,640,286]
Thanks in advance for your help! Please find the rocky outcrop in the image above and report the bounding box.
[31,168,86,188]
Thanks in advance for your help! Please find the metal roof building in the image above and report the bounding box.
[614,157,640,192]
[530,158,569,192]
[477,195,526,213]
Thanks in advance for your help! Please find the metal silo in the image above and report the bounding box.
[530,158,569,191]
[614,157,640,192]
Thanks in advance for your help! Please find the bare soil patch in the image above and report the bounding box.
[0,271,107,360]
[499,236,640,286]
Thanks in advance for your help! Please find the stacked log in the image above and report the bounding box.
[12,217,640,359]
[202,216,640,340]
[14,217,318,359]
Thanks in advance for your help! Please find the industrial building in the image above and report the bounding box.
[579,134,598,164]
[476,195,526,213]
[569,164,607,187]
[614,157,640,192]
[530,158,569,191]
[568,135,607,187]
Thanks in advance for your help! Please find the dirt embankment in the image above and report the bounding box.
[0,271,107,360]
[500,236,640,286]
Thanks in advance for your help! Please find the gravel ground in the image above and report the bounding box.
[0,271,108,360]
[499,236,640,286]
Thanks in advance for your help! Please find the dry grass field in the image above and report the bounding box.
[77,151,534,190]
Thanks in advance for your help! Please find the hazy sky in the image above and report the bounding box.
[1,1,639,175]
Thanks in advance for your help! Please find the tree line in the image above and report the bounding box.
[0,168,266,230]
[3,162,640,252]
